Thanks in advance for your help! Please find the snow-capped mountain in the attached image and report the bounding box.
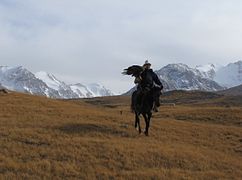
[70,83,93,98]
[124,63,225,95]
[85,83,113,97]
[125,61,242,94]
[156,63,224,91]
[0,66,61,98]
[35,71,79,99]
[36,73,114,98]
[195,63,217,79]
[214,61,242,88]
[0,66,113,98]
[195,61,242,88]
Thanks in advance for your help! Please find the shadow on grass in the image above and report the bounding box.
[58,123,130,137]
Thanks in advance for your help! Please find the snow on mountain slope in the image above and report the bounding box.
[35,71,62,91]
[156,63,224,91]
[0,66,114,98]
[195,64,217,79]
[0,66,60,98]
[70,83,93,98]
[86,83,114,97]
[35,71,79,99]
[36,72,113,98]
[214,61,242,88]
[195,61,242,88]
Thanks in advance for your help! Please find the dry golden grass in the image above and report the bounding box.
[0,92,242,179]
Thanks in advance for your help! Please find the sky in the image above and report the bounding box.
[1,0,242,94]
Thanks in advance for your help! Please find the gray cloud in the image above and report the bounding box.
[1,0,242,93]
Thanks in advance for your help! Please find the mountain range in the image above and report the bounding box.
[1,61,242,98]
[158,61,242,91]
[0,66,113,99]
[125,60,242,95]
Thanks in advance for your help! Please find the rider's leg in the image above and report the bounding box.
[153,89,161,112]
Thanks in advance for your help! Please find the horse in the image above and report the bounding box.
[122,65,157,136]
[131,88,154,136]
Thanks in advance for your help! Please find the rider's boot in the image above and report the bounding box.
[153,104,159,112]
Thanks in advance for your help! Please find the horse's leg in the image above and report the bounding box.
[142,111,152,136]
[135,112,139,129]
[146,111,152,135]
[142,113,149,136]
[135,112,141,134]
[135,112,138,128]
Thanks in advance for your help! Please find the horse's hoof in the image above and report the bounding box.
[144,131,149,136]
[135,127,139,131]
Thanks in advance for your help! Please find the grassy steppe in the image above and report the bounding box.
[0,92,242,179]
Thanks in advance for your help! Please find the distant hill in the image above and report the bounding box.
[217,84,242,96]
[161,90,222,104]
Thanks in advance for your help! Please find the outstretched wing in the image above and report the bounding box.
[122,65,143,77]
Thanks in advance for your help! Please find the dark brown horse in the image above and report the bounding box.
[123,65,157,136]
[131,88,154,136]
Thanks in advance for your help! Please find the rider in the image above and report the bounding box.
[135,60,163,112]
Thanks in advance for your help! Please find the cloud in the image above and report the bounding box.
[1,0,242,93]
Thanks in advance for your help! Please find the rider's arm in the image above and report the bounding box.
[153,72,162,86]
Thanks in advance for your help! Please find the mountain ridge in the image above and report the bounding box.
[0,66,113,99]
[125,60,242,94]
[156,63,224,91]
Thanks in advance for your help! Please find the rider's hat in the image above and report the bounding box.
[143,60,151,66]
